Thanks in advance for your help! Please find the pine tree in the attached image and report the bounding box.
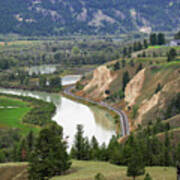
[164,131,172,166]
[155,83,162,93]
[26,130,34,152]
[167,48,177,62]
[91,136,99,160]
[130,59,135,67]
[157,33,165,45]
[150,33,157,46]
[122,59,126,67]
[122,71,130,91]
[144,39,148,49]
[176,143,180,161]
[127,144,145,180]
[136,63,143,73]
[114,61,120,71]
[39,76,47,88]
[72,124,86,160]
[144,173,152,180]
[28,122,71,180]
[0,150,5,163]
[137,42,143,51]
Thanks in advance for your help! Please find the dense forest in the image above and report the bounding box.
[0,0,179,35]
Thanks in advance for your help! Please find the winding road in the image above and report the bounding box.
[64,86,130,137]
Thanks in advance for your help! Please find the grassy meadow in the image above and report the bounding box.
[0,96,40,135]
[51,160,176,180]
[0,161,176,180]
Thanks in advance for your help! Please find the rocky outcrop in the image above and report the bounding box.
[137,78,180,125]
[125,68,146,107]
[83,65,117,99]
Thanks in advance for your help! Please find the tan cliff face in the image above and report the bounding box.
[124,67,180,128]
[137,77,180,125]
[125,68,146,107]
[83,65,117,99]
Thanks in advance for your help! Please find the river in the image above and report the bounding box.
[0,75,115,149]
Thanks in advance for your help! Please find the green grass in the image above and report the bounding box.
[51,160,176,180]
[148,45,162,49]
[0,96,40,135]
[0,161,176,180]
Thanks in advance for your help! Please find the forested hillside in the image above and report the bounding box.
[0,0,180,35]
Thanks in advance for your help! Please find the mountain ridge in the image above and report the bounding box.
[0,0,180,36]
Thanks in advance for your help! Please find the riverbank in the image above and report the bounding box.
[0,87,115,148]
[62,86,125,136]
[0,93,56,135]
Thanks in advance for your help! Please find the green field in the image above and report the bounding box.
[0,96,40,135]
[51,160,176,180]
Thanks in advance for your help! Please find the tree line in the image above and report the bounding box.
[1,120,179,180]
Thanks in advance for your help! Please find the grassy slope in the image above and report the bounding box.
[0,96,40,135]
[51,160,176,180]
[0,161,176,180]
[0,162,28,180]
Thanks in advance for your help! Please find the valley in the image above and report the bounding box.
[0,30,180,180]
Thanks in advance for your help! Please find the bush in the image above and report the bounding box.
[144,173,152,180]
[94,173,106,180]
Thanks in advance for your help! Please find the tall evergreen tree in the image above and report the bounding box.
[39,76,47,88]
[26,130,34,152]
[144,39,148,49]
[122,71,130,91]
[127,143,145,180]
[72,124,86,160]
[91,136,99,160]
[150,33,157,46]
[157,33,165,45]
[28,122,71,180]
[164,131,172,166]
[167,48,177,62]
[136,63,143,73]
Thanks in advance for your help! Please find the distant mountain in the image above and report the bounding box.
[0,0,180,36]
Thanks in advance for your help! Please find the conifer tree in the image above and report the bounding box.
[136,63,143,73]
[164,131,172,166]
[26,130,34,152]
[144,39,148,49]
[150,33,157,46]
[72,124,86,160]
[157,33,165,45]
[28,122,71,180]
[144,173,152,180]
[91,136,99,160]
[122,71,130,91]
[127,144,145,180]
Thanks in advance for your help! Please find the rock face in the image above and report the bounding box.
[137,78,180,125]
[125,67,180,127]
[83,65,117,99]
[125,69,146,107]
